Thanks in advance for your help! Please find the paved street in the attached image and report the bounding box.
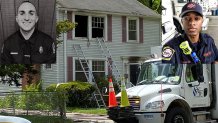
[66,113,115,123]
[205,16,218,45]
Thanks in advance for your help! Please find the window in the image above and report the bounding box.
[92,17,104,38]
[185,64,198,83]
[75,60,87,82]
[45,64,52,69]
[92,61,105,79]
[75,59,106,82]
[128,19,137,40]
[75,15,88,37]
[74,14,105,39]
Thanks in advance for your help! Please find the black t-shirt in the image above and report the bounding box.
[1,29,56,64]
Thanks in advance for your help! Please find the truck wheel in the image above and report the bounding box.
[165,107,190,123]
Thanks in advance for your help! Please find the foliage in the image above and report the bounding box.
[23,80,42,91]
[56,20,77,44]
[46,81,95,107]
[138,0,161,14]
[0,65,38,86]
[67,107,107,115]
[96,76,120,94]
[0,91,64,115]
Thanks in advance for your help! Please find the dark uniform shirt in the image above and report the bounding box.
[1,29,56,64]
[162,33,218,64]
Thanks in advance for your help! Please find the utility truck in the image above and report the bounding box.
[107,1,215,123]
[108,58,218,123]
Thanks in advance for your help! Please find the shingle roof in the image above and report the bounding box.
[57,0,160,17]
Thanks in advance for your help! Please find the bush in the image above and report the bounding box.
[46,81,95,108]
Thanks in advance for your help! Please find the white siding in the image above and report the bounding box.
[41,11,161,89]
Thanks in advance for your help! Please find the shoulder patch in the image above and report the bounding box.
[162,46,175,60]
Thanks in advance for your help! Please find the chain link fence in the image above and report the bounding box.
[0,91,66,118]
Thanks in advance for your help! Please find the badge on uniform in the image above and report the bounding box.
[39,46,43,54]
[162,46,175,61]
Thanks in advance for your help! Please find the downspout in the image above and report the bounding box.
[56,7,60,83]
[64,10,67,82]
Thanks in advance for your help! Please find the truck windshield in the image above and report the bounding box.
[137,61,182,85]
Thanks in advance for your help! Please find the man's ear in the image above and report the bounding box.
[15,16,18,23]
[35,16,39,23]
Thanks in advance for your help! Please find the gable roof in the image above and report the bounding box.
[57,0,160,18]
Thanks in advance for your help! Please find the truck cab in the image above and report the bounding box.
[112,59,218,123]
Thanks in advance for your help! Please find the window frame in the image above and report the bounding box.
[73,12,107,40]
[44,64,52,70]
[185,64,198,83]
[127,17,139,43]
[73,58,107,82]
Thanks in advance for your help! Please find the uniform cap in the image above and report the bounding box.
[180,2,203,17]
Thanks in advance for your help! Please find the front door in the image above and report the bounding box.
[183,64,210,108]
[129,64,140,85]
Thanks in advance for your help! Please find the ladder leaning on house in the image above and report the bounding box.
[96,38,121,89]
[72,44,106,108]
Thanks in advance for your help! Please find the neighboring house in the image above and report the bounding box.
[41,0,161,88]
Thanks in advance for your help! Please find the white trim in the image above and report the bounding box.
[103,15,107,41]
[72,11,75,40]
[88,15,92,40]
[73,12,107,41]
[73,57,76,81]
[126,17,139,43]
[56,8,60,83]
[73,57,107,81]
[64,10,68,82]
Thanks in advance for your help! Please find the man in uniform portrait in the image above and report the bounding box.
[1,1,56,64]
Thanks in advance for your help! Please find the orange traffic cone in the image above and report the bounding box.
[108,77,118,107]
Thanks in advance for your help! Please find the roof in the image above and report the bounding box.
[57,0,160,17]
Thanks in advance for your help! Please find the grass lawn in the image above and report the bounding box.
[18,115,73,123]
[67,107,107,115]
[0,108,107,123]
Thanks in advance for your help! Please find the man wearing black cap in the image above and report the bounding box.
[162,2,218,64]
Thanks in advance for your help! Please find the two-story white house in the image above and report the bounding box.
[41,0,161,88]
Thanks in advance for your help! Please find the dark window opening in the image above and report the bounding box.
[75,15,88,37]
[92,17,104,38]
[45,64,52,69]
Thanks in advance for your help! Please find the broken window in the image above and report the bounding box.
[92,17,104,38]
[75,15,88,38]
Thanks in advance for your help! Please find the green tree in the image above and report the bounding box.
[0,65,36,86]
[56,20,77,44]
[138,0,161,14]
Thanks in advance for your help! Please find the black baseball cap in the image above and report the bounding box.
[180,2,203,17]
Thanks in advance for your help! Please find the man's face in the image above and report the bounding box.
[181,12,203,37]
[16,2,38,32]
